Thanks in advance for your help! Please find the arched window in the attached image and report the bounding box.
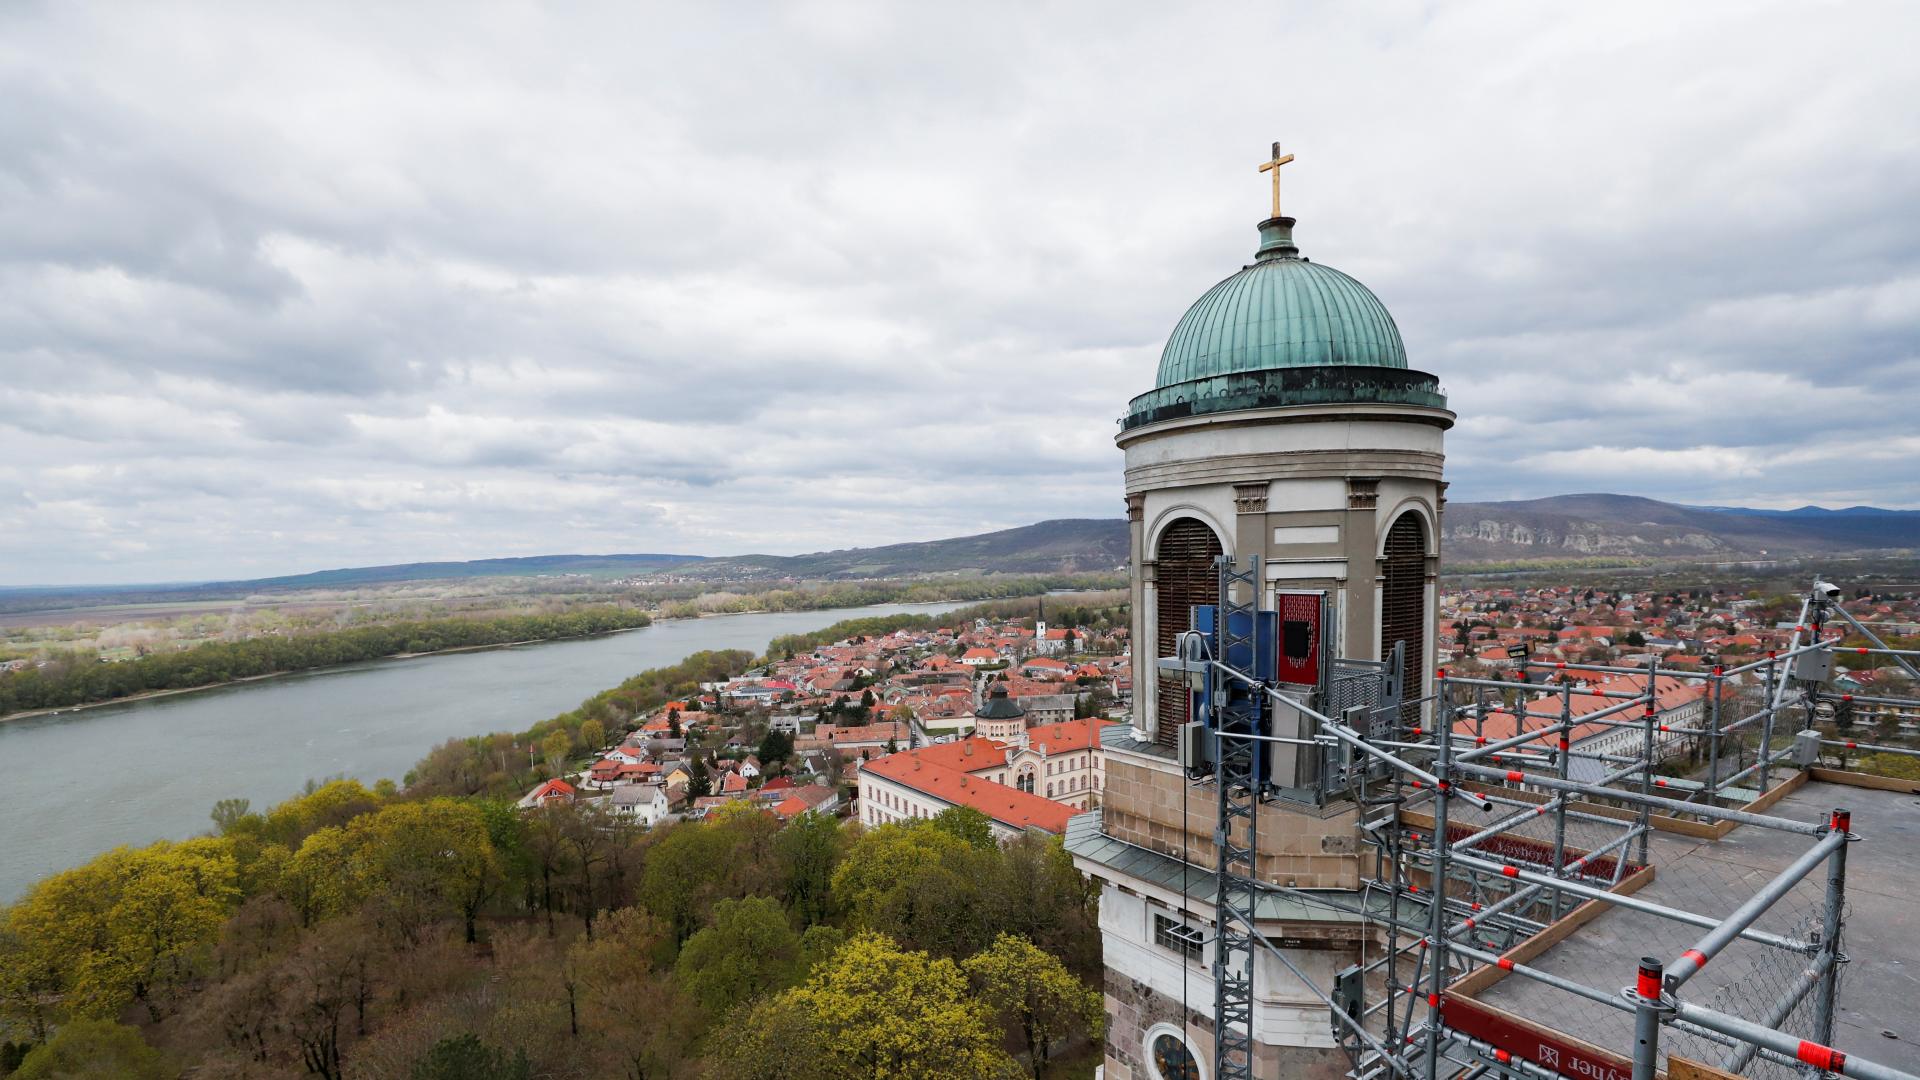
[1154,517,1223,748]
[1381,513,1428,726]
[1144,1023,1204,1080]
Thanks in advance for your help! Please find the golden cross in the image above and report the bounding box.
[1258,141,1295,218]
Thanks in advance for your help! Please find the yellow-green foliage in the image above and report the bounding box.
[777,932,1015,1079]
[1,839,238,1023]
[963,933,1105,1078]
[284,798,499,939]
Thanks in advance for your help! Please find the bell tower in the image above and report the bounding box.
[1077,148,1453,1080]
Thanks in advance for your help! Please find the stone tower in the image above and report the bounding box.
[1071,160,1452,1080]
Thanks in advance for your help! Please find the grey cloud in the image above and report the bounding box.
[1,1,1917,584]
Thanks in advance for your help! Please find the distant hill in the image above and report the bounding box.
[683,519,1130,580]
[14,496,1917,604]
[223,553,707,590]
[1443,494,1920,563]
[0,520,1131,607]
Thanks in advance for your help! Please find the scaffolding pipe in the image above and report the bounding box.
[1719,950,1836,1075]
[1820,737,1920,757]
[1448,850,1816,954]
[1830,603,1920,684]
[1815,809,1852,1047]
[1422,670,1454,1080]
[1248,931,1415,1078]
[1670,998,1920,1080]
[1448,760,1826,835]
[1454,693,1650,763]
[1631,957,1663,1080]
[1662,824,1846,989]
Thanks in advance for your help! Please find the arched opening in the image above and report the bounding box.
[1154,517,1223,748]
[1380,513,1428,725]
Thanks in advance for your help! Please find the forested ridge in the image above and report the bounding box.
[0,607,650,719]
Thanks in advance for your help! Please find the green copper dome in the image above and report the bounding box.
[1155,218,1407,385]
[1123,216,1446,431]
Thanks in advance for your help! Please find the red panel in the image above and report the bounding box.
[1275,591,1323,687]
[1440,994,1633,1080]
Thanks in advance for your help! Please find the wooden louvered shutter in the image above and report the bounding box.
[1154,518,1222,748]
[1380,514,1428,724]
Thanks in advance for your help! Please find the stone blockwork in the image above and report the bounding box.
[1101,756,1363,889]
[1103,966,1213,1080]
[1103,968,1353,1080]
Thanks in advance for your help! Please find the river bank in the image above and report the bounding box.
[0,625,653,726]
[0,599,970,900]
[0,594,1008,726]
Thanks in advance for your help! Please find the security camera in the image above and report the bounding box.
[1812,581,1842,601]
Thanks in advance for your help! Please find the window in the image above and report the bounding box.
[1144,1023,1204,1080]
[1047,783,1054,797]
[1153,912,1204,961]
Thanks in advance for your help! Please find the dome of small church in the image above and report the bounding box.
[1153,218,1408,387]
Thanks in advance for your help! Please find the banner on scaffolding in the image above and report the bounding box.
[1439,993,1632,1080]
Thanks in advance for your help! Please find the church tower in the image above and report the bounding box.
[1071,147,1453,1080]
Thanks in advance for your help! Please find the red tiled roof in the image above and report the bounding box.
[1026,719,1115,755]
[1455,675,1704,748]
[774,785,837,819]
[861,741,1073,835]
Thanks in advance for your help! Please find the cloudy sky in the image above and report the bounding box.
[4,2,1918,585]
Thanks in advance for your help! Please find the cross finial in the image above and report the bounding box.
[1257,141,1295,219]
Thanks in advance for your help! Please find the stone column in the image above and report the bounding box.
[1343,477,1381,662]
[1127,493,1150,735]
[1233,482,1270,603]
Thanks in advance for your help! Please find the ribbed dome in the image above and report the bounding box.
[1153,217,1407,388]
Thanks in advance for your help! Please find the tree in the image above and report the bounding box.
[578,718,606,753]
[4,838,238,1023]
[286,798,501,945]
[963,934,1104,1079]
[210,797,255,836]
[639,823,731,946]
[776,809,845,926]
[565,907,701,1079]
[11,1020,171,1080]
[410,1034,531,1080]
[832,822,999,960]
[676,896,803,1014]
[775,932,1015,1079]
[703,994,838,1080]
[931,806,996,850]
[758,727,795,769]
[668,711,683,739]
[686,756,712,799]
[540,731,571,777]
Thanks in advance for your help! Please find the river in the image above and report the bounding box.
[0,600,968,901]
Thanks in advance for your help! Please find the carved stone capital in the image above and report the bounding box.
[1232,482,1269,515]
[1347,477,1380,510]
[1437,480,1450,513]
[1125,492,1145,523]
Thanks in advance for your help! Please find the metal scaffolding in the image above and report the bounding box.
[1173,570,1920,1080]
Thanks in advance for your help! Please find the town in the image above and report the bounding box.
[516,582,1920,846]
[523,604,1136,839]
